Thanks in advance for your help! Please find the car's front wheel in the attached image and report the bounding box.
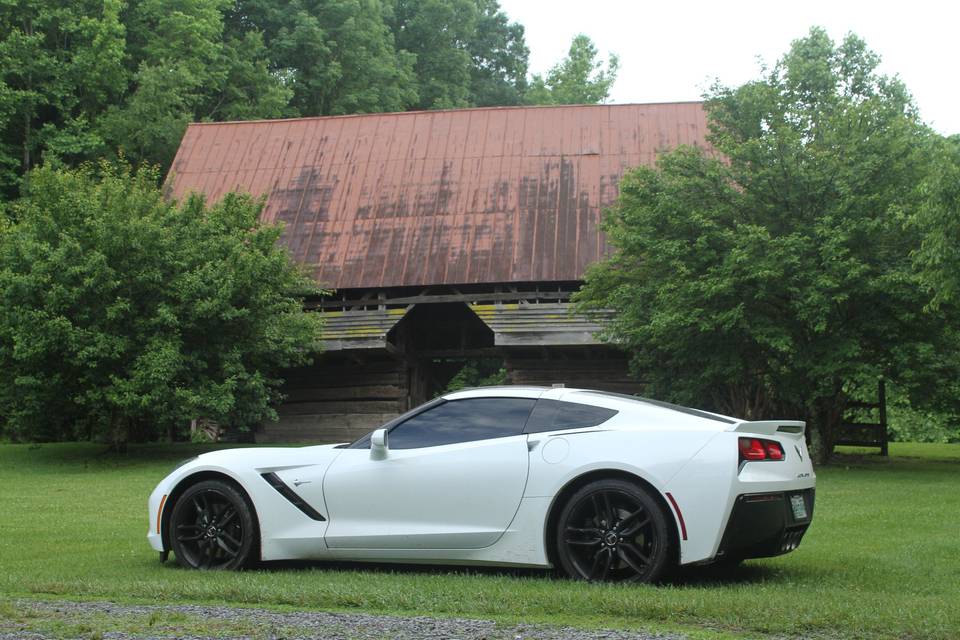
[555,478,672,582]
[169,479,257,570]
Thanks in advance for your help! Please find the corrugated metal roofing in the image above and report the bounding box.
[166,103,710,289]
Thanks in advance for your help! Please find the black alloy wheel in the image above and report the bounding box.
[169,480,257,570]
[556,478,671,583]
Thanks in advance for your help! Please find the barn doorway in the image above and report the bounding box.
[387,302,502,406]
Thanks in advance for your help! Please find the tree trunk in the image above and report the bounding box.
[809,398,845,465]
[110,411,128,454]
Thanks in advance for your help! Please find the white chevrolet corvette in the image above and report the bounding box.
[148,386,816,582]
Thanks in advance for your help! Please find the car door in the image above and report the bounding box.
[322,397,535,550]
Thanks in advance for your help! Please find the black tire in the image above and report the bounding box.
[169,480,257,570]
[555,478,672,583]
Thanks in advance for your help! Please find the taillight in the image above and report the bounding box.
[764,440,785,460]
[738,437,785,463]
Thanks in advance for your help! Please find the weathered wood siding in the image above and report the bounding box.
[504,355,642,395]
[257,359,406,443]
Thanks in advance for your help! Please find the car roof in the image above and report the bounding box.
[441,385,739,425]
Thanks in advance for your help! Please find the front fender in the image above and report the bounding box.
[147,445,344,559]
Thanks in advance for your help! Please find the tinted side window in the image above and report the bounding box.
[347,397,445,449]
[388,397,536,449]
[525,399,618,434]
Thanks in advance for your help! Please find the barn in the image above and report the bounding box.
[165,102,711,443]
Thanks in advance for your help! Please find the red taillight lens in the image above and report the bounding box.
[738,437,785,463]
[764,441,785,460]
[739,438,767,461]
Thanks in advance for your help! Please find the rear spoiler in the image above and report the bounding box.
[729,420,805,436]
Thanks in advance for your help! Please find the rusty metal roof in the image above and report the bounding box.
[166,103,710,289]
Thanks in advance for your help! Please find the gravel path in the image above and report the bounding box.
[0,599,687,640]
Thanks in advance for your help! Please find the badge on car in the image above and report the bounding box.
[790,493,808,520]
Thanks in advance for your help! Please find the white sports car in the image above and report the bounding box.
[147,386,816,582]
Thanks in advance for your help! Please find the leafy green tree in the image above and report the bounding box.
[0,0,293,189]
[386,0,528,109]
[101,0,291,168]
[576,28,955,460]
[225,0,416,116]
[0,0,127,197]
[308,0,417,114]
[914,135,960,308]
[525,34,618,105]
[0,163,324,445]
[388,0,477,110]
[467,0,529,106]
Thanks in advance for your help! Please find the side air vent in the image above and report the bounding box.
[260,472,326,521]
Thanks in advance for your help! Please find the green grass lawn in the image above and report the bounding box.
[0,441,958,639]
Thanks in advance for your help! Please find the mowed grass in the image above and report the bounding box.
[0,442,958,639]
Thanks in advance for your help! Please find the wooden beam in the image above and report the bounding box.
[411,347,503,358]
[307,290,575,309]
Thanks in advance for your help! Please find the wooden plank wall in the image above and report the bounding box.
[258,358,407,443]
[504,356,642,395]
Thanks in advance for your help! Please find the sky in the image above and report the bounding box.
[498,0,959,135]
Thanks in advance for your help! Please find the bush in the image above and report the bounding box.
[0,162,324,445]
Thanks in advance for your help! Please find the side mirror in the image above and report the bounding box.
[370,428,389,460]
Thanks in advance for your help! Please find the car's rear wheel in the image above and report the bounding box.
[169,480,256,570]
[555,478,671,583]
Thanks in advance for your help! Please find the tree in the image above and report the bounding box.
[914,134,960,308]
[225,0,416,117]
[466,0,529,106]
[101,0,291,168]
[525,34,618,105]
[0,0,294,192]
[0,0,127,197]
[575,28,955,461]
[0,163,324,445]
[386,0,531,110]
[388,0,477,110]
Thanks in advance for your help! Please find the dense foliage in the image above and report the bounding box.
[914,134,960,308]
[0,164,324,445]
[576,28,959,458]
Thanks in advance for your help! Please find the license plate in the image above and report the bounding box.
[790,493,808,520]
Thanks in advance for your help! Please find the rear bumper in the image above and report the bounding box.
[717,488,815,560]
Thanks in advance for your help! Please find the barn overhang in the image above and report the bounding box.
[468,303,611,346]
[314,284,612,352]
[319,307,411,351]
